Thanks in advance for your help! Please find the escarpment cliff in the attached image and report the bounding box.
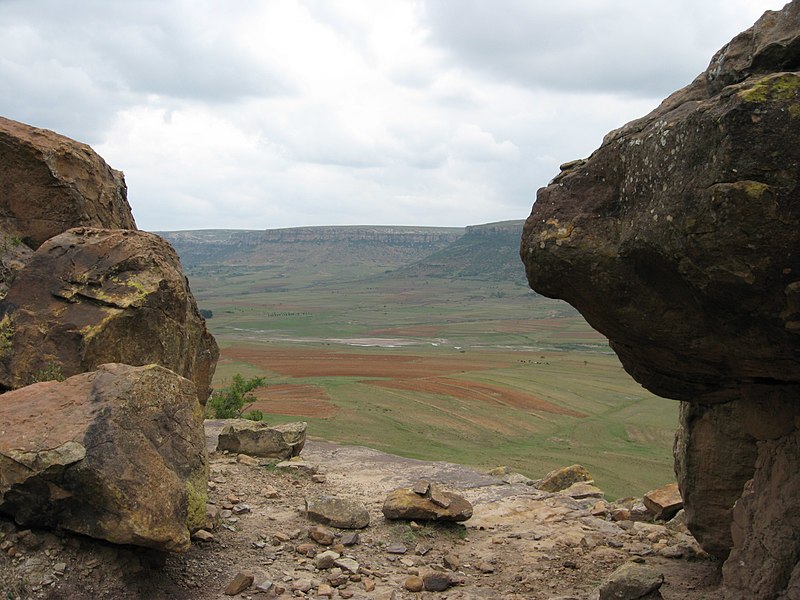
[521,2,800,598]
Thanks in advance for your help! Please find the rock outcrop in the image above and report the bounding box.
[0,227,218,401]
[0,363,207,552]
[0,117,136,249]
[520,2,800,598]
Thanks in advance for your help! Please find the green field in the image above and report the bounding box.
[184,253,680,501]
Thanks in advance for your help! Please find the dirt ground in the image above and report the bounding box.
[0,422,725,600]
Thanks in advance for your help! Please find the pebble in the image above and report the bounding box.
[224,572,254,596]
[317,583,334,597]
[386,542,407,554]
[308,525,336,546]
[335,557,360,573]
[405,575,424,592]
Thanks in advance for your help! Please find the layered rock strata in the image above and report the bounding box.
[521,2,800,598]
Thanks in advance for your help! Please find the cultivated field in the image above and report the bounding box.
[186,261,680,501]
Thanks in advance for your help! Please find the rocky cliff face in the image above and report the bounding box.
[520,2,800,598]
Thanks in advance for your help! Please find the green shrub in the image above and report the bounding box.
[31,362,65,384]
[207,374,266,419]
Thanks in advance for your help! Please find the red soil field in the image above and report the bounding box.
[248,383,337,418]
[367,377,587,418]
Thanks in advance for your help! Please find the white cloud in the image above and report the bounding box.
[0,0,787,230]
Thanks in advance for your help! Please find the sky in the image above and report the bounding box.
[0,1,786,232]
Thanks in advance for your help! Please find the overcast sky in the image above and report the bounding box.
[0,1,785,231]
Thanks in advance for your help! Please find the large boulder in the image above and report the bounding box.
[0,116,136,249]
[520,2,800,598]
[216,420,306,458]
[0,227,218,401]
[0,363,208,551]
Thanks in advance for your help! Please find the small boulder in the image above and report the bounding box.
[0,364,207,551]
[306,495,370,529]
[217,420,306,459]
[643,482,683,521]
[537,464,594,493]
[382,488,473,522]
[598,563,664,600]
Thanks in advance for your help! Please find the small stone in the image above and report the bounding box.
[387,542,407,554]
[643,482,683,521]
[219,509,233,519]
[611,508,631,522]
[412,480,430,496]
[423,571,452,592]
[341,532,360,546]
[273,532,291,542]
[237,453,259,466]
[443,553,460,570]
[292,579,313,593]
[334,557,360,573]
[312,473,327,483]
[409,521,422,531]
[262,485,279,499]
[599,563,664,600]
[306,495,370,529]
[428,483,451,508]
[255,579,274,593]
[315,550,341,570]
[659,545,685,559]
[53,563,67,575]
[415,543,432,556]
[232,503,251,514]
[363,578,376,592]
[191,529,214,542]
[224,572,254,596]
[564,481,605,500]
[476,561,494,573]
[339,590,355,599]
[629,502,651,522]
[317,583,334,597]
[592,501,609,517]
[405,576,424,592]
[309,525,337,546]
[296,542,317,554]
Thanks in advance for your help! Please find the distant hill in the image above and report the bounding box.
[158,221,526,286]
[391,220,527,284]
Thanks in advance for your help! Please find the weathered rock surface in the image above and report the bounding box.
[520,3,800,598]
[216,420,306,458]
[643,482,682,522]
[0,116,136,249]
[0,363,207,551]
[305,495,370,529]
[382,487,473,522]
[0,227,218,401]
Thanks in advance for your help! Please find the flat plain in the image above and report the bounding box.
[171,225,680,500]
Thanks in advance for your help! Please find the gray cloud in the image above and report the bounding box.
[0,0,785,231]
